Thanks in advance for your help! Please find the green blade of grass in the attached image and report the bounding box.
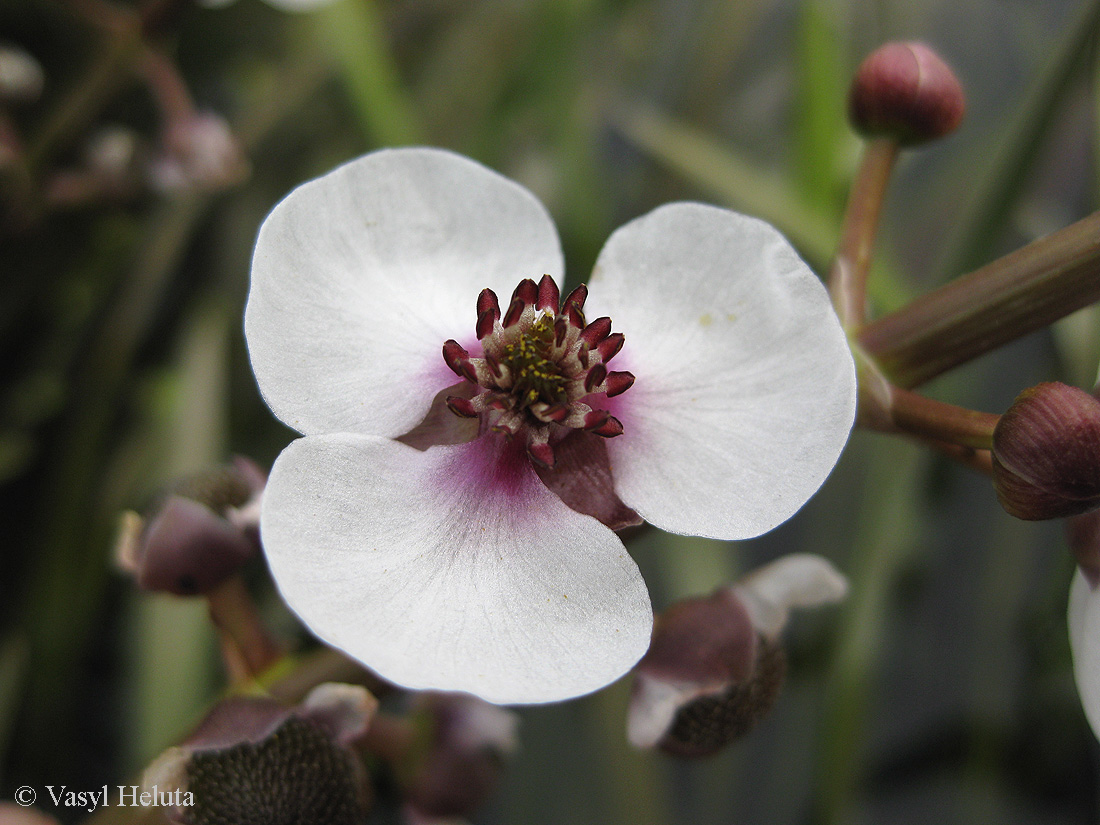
[935,0,1100,281]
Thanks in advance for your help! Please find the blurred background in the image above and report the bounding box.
[2,0,1100,822]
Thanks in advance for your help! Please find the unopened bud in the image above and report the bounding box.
[403,693,518,819]
[848,41,965,145]
[116,457,265,595]
[628,554,846,758]
[0,44,44,104]
[992,382,1100,520]
[144,684,376,825]
[149,111,249,193]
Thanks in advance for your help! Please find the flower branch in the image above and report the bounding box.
[858,210,1100,388]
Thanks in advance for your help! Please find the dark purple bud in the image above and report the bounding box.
[629,556,846,757]
[404,693,518,819]
[145,685,376,825]
[117,460,266,597]
[992,382,1100,520]
[848,41,965,145]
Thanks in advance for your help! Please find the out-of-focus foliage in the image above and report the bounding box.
[2,0,1099,823]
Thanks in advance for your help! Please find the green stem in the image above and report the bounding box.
[828,138,899,329]
[886,387,999,451]
[858,211,1100,388]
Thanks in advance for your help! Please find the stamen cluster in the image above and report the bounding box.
[442,274,634,468]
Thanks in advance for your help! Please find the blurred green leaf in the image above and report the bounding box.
[317,0,423,147]
[793,0,851,214]
[936,0,1100,281]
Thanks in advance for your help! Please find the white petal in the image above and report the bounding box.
[587,203,856,539]
[245,148,563,438]
[627,672,705,749]
[261,433,651,704]
[732,553,848,640]
[1069,569,1100,738]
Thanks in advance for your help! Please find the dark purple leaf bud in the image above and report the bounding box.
[117,458,265,596]
[848,41,965,145]
[992,382,1100,520]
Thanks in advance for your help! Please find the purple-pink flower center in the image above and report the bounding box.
[441,275,634,469]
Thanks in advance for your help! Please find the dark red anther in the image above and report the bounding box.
[537,275,560,312]
[605,371,635,397]
[511,278,539,308]
[563,283,588,311]
[565,302,585,329]
[477,288,501,319]
[446,396,479,418]
[583,410,609,431]
[484,353,504,380]
[554,316,569,347]
[577,342,590,369]
[502,297,526,328]
[597,333,624,362]
[442,340,471,377]
[476,309,498,340]
[585,363,608,393]
[527,440,555,468]
[542,404,570,422]
[579,317,612,348]
[590,415,624,438]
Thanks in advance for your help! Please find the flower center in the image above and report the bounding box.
[441,275,634,468]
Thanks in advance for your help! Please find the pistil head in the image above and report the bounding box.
[442,275,633,468]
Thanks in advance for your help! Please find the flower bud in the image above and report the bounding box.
[0,44,44,105]
[628,554,846,757]
[149,111,249,193]
[403,693,519,819]
[144,683,376,825]
[116,457,265,595]
[848,41,965,145]
[992,382,1100,520]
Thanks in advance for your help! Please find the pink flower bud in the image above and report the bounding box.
[992,382,1100,520]
[848,41,965,145]
[149,111,249,193]
[117,458,265,595]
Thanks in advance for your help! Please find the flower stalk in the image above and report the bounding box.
[858,210,1100,388]
[205,576,283,682]
[828,137,898,330]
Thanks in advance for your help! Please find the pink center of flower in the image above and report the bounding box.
[441,274,634,469]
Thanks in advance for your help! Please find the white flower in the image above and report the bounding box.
[245,147,856,704]
[1069,565,1100,735]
